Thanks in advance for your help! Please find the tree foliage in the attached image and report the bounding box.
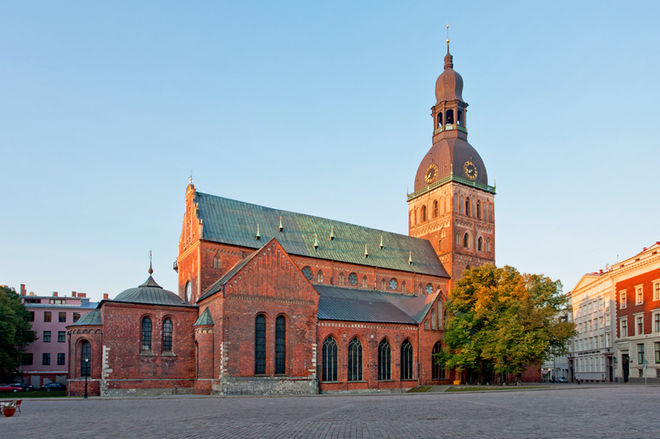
[436,265,576,376]
[0,286,36,379]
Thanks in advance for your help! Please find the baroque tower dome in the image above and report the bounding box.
[412,45,489,193]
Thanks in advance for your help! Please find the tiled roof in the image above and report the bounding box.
[315,285,437,325]
[195,192,449,278]
[71,309,102,326]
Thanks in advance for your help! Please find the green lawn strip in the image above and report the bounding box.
[0,390,67,398]
[407,385,434,393]
[446,386,549,392]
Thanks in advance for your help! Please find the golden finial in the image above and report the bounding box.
[446,23,450,44]
[190,169,193,184]
[148,250,153,275]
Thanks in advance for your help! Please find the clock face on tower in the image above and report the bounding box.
[464,161,478,180]
[425,163,438,184]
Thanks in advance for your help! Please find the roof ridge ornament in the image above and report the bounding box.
[330,225,335,241]
[279,216,284,232]
[379,235,384,249]
[255,224,261,240]
[149,250,153,275]
[408,251,413,265]
[314,233,319,250]
[364,244,369,258]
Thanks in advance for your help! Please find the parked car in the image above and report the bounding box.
[558,377,568,383]
[42,382,66,391]
[10,382,35,391]
[0,383,23,392]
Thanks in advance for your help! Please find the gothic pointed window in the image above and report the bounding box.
[348,338,363,381]
[432,342,444,380]
[81,341,91,377]
[378,339,391,380]
[141,317,152,351]
[401,339,413,380]
[338,273,345,286]
[362,276,368,288]
[162,318,173,352]
[275,315,286,374]
[478,237,483,252]
[477,201,481,219]
[317,270,324,284]
[431,310,436,330]
[421,205,427,222]
[463,233,470,248]
[402,282,407,294]
[213,254,221,269]
[255,314,266,374]
[459,196,464,214]
[465,197,470,217]
[322,337,338,381]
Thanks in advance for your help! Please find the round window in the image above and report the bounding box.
[348,273,358,286]
[389,279,398,290]
[425,283,434,294]
[302,266,313,280]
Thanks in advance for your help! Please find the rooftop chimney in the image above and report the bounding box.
[72,291,77,297]
[78,293,87,298]
[103,293,109,300]
[20,284,26,296]
[53,292,58,297]
[599,269,603,274]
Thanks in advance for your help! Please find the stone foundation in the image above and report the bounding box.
[213,376,318,395]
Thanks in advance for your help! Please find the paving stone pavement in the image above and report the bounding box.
[2,385,659,438]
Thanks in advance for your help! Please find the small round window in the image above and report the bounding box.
[348,273,358,286]
[425,283,434,294]
[389,278,398,290]
[302,266,313,280]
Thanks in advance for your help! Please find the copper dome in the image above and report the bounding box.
[435,49,464,104]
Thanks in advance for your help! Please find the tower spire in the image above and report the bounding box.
[444,23,453,70]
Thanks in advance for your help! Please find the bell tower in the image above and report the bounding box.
[407,43,496,287]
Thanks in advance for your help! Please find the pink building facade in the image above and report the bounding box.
[18,284,98,388]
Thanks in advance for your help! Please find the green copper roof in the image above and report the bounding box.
[194,308,215,326]
[71,309,102,326]
[113,275,195,307]
[195,192,449,278]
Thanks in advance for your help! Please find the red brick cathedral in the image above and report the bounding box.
[67,46,495,396]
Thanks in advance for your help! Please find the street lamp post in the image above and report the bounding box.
[84,357,89,399]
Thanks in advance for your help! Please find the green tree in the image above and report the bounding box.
[436,264,576,381]
[0,286,36,380]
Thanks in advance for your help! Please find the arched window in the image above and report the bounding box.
[81,341,91,377]
[463,233,470,248]
[438,301,443,329]
[378,339,391,380]
[418,284,423,295]
[433,200,438,218]
[162,318,173,352]
[275,315,286,374]
[338,273,345,286]
[322,337,338,381]
[381,278,387,290]
[362,276,368,288]
[431,309,436,330]
[401,339,413,380]
[437,112,443,128]
[465,197,470,217]
[213,254,221,269]
[348,338,362,381]
[317,270,324,284]
[141,317,152,351]
[255,314,266,374]
[446,109,454,125]
[477,201,481,219]
[421,205,427,222]
[459,196,464,214]
[478,237,483,252]
[432,342,444,380]
[488,204,493,222]
[486,238,491,252]
[457,109,463,125]
[402,282,407,294]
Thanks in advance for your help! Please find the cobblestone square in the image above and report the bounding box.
[2,385,659,438]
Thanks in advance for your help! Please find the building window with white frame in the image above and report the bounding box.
[620,290,627,309]
[638,343,645,364]
[620,318,628,338]
[636,286,644,305]
[637,315,644,336]
[655,342,660,364]
[655,313,660,333]
[654,281,660,301]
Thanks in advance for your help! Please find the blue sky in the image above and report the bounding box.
[2,1,659,301]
